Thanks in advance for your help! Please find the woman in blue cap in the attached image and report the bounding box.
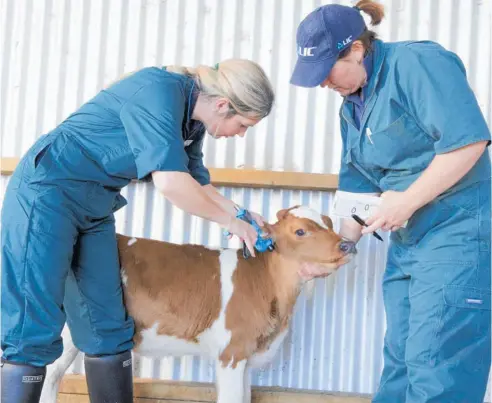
[1,59,274,402]
[291,1,491,402]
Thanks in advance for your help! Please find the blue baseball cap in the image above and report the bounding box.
[290,4,367,88]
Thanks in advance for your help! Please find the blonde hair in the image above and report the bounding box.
[166,59,275,120]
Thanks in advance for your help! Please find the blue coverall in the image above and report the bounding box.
[340,39,491,403]
[1,67,210,366]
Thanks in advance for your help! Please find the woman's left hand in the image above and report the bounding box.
[362,190,417,234]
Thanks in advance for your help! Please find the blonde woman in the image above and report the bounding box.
[1,59,275,402]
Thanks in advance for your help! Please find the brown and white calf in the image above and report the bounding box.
[40,205,356,403]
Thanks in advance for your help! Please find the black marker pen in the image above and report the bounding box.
[351,214,384,242]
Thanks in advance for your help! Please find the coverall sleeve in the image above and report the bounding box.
[338,116,382,193]
[395,44,491,154]
[120,81,189,180]
[185,135,211,186]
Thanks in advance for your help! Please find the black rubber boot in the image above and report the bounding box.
[0,359,46,403]
[84,350,133,403]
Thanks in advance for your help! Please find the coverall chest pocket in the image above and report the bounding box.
[359,112,434,171]
[20,133,60,188]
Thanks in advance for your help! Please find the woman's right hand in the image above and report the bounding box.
[226,218,258,257]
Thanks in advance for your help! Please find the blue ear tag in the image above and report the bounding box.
[224,207,275,259]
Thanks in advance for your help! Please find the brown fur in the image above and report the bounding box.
[117,236,222,345]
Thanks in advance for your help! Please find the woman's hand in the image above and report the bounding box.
[362,190,417,234]
[248,210,266,227]
[225,218,258,257]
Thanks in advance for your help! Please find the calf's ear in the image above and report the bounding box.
[321,214,333,229]
[276,205,300,221]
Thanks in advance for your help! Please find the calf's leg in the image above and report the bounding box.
[243,363,252,403]
[215,359,246,403]
[40,325,80,403]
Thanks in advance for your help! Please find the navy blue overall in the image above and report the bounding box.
[1,67,210,366]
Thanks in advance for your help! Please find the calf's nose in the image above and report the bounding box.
[339,240,357,254]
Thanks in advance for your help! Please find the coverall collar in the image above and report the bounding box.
[183,77,205,141]
[342,39,387,131]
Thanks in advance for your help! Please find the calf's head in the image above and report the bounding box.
[264,205,356,269]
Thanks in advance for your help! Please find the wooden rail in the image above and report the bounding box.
[57,375,371,402]
[0,157,339,191]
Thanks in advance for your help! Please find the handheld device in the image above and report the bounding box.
[224,207,276,259]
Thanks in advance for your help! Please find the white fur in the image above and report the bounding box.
[216,359,247,403]
[243,364,252,403]
[197,248,237,356]
[120,268,128,286]
[290,206,328,229]
[136,323,202,357]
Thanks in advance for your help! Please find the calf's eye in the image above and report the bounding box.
[295,229,305,236]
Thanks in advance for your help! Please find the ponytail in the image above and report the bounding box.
[355,0,385,26]
[337,0,385,59]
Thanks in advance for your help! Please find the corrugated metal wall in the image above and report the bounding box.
[1,0,491,399]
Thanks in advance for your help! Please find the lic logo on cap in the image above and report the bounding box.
[337,35,353,49]
[298,46,317,57]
